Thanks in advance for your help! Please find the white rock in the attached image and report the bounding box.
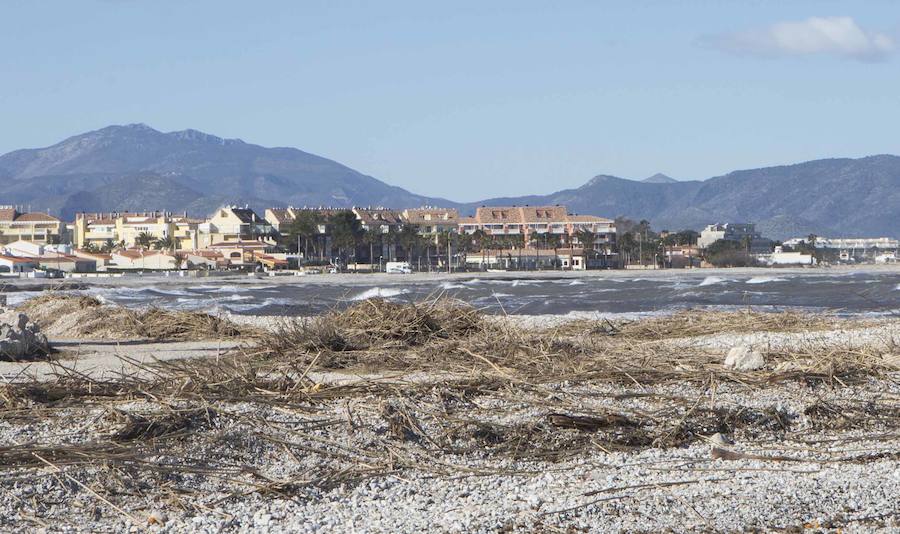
[723,346,765,371]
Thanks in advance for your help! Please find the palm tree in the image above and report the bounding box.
[154,236,177,251]
[398,225,421,265]
[618,232,637,266]
[436,230,452,271]
[546,234,562,269]
[135,232,154,249]
[362,228,383,270]
[329,211,363,266]
[575,229,595,251]
[284,211,323,259]
[100,239,116,253]
[383,226,397,262]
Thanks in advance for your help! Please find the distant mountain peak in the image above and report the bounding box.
[0,123,456,220]
[585,174,624,186]
[98,123,159,134]
[642,173,677,184]
[167,128,244,145]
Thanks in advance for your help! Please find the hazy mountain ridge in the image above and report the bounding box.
[0,124,458,220]
[1,125,897,239]
[475,157,900,238]
[642,173,678,184]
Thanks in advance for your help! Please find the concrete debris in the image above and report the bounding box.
[0,308,51,360]
[723,345,765,371]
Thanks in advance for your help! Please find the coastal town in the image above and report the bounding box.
[1,203,896,277]
[3,3,900,532]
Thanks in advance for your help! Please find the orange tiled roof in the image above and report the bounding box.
[75,250,112,260]
[0,254,39,263]
[474,247,587,257]
[567,215,614,223]
[14,212,60,222]
[402,208,459,224]
[188,250,225,258]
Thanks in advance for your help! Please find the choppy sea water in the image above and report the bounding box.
[6,271,899,318]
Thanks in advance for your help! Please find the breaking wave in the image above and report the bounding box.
[745,277,787,285]
[347,287,410,301]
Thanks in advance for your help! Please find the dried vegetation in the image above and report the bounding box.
[0,295,898,526]
[18,294,255,341]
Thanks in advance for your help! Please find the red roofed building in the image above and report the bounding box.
[0,254,40,274]
[0,207,66,245]
[459,205,616,251]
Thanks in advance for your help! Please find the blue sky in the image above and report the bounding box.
[2,1,899,201]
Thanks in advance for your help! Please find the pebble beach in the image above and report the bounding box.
[0,271,898,532]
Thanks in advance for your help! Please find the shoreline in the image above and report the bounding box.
[2,263,899,292]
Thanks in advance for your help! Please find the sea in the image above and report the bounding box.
[5,270,899,319]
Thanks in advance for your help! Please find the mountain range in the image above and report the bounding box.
[1,124,898,239]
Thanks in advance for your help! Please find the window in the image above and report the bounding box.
[230,252,242,259]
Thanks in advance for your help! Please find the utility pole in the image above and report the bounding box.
[638,232,643,267]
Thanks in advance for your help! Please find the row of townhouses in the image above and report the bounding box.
[0,204,617,273]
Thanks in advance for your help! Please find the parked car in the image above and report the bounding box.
[385,261,413,274]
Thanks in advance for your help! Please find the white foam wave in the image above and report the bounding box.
[745,276,787,285]
[224,297,296,313]
[348,287,410,301]
[193,284,252,292]
[439,282,467,290]
[568,280,585,286]
[698,276,727,287]
[146,288,193,297]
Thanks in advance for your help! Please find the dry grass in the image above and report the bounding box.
[0,296,897,512]
[17,293,255,341]
[253,298,897,387]
[286,297,490,351]
[550,308,849,340]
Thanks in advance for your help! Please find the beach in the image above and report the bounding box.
[0,289,898,532]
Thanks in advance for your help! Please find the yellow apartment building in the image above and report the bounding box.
[0,206,66,245]
[73,212,200,250]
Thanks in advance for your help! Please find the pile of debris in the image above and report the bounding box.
[17,294,254,341]
[0,308,51,361]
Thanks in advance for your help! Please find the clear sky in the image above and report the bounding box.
[2,1,899,201]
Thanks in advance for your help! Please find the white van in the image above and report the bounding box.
[385,261,413,274]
